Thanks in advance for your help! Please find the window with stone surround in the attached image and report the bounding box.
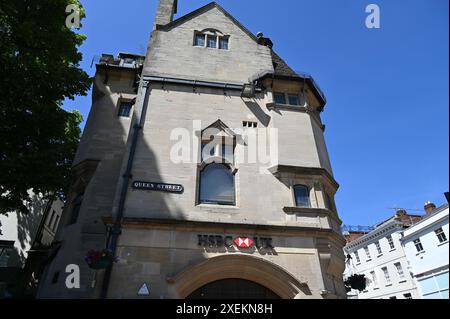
[324,191,335,211]
[273,92,304,106]
[199,163,235,206]
[194,29,229,50]
[198,121,237,206]
[293,185,310,208]
[274,92,286,104]
[118,101,132,117]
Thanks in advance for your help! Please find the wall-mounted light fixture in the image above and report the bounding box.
[241,83,256,98]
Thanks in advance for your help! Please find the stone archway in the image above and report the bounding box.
[187,278,281,299]
[167,255,310,299]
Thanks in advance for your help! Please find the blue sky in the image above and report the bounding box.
[64,0,449,226]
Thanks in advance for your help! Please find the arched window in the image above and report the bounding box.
[194,29,229,50]
[293,185,310,208]
[199,163,235,205]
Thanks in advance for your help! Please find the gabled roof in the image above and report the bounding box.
[155,1,327,107]
[201,119,239,139]
[155,2,258,42]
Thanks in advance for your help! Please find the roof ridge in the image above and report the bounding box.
[155,1,258,42]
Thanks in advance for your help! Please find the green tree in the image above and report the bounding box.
[0,0,91,215]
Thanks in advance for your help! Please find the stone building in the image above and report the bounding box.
[37,0,346,299]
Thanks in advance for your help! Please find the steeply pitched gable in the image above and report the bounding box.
[156,2,300,78]
[155,2,258,43]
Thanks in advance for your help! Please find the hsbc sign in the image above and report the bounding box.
[234,237,253,248]
[197,235,273,250]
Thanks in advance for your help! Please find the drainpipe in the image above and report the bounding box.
[99,75,249,298]
[100,80,151,299]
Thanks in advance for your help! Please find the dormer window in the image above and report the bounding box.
[194,29,229,50]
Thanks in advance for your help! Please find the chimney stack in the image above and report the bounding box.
[395,208,407,217]
[424,201,436,215]
[154,0,177,30]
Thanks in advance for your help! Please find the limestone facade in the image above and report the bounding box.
[37,1,346,299]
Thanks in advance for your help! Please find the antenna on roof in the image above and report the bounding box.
[387,207,423,212]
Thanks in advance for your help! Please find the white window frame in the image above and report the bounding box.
[382,266,392,285]
[435,227,448,244]
[375,241,383,256]
[386,235,395,250]
[193,31,229,50]
[354,251,361,264]
[370,271,378,288]
[364,246,371,260]
[394,262,406,281]
[117,100,133,118]
[414,238,424,253]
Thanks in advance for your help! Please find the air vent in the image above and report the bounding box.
[243,121,257,128]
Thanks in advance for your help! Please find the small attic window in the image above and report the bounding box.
[219,37,229,50]
[207,35,217,48]
[194,29,229,50]
[194,33,205,47]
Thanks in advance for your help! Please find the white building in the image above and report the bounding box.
[0,192,64,297]
[344,209,422,299]
[402,202,449,299]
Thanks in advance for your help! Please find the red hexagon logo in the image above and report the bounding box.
[234,237,253,248]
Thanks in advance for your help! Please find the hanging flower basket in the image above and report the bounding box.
[84,249,118,270]
[344,274,367,292]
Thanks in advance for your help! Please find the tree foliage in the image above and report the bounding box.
[0,0,91,214]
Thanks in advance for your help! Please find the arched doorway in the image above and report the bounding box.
[167,255,309,299]
[187,278,281,299]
